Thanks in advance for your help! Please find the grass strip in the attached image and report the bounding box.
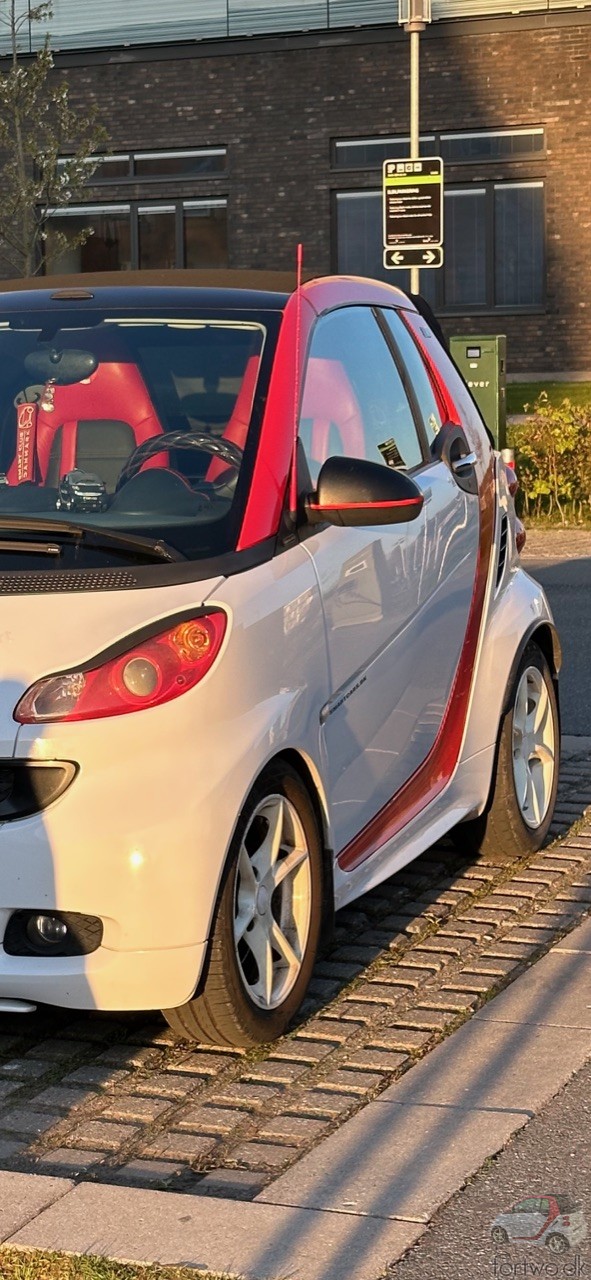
[0,1247,236,1280]
[507,381,591,413]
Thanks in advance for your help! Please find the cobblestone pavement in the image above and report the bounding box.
[521,528,591,561]
[0,751,589,1204]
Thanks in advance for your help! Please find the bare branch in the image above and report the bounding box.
[0,0,110,275]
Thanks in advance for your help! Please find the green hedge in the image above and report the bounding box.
[508,393,591,525]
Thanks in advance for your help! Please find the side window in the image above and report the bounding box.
[299,306,423,483]
[380,307,443,444]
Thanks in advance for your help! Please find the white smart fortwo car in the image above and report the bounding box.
[0,271,559,1046]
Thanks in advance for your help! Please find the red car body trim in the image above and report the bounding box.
[237,279,422,551]
[308,497,423,512]
[338,452,496,872]
[526,1200,560,1241]
[401,307,461,427]
[237,292,316,551]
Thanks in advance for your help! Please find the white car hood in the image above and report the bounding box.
[0,575,225,755]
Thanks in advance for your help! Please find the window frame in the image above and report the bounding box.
[375,305,443,453]
[44,197,229,273]
[299,303,429,481]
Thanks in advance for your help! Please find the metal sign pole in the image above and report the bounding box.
[399,0,432,293]
[409,27,420,294]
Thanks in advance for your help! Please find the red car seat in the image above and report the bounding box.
[206,353,261,483]
[8,359,167,492]
[300,358,366,468]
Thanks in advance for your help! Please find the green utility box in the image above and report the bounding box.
[450,334,507,450]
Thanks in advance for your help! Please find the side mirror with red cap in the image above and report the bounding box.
[305,455,424,528]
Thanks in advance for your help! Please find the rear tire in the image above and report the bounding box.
[163,763,324,1047]
[453,641,559,863]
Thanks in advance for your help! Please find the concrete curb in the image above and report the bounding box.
[4,913,591,1280]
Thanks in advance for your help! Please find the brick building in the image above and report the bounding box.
[2,0,591,372]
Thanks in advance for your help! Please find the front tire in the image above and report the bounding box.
[453,641,559,862]
[491,1227,509,1246]
[546,1234,569,1255]
[163,763,324,1047]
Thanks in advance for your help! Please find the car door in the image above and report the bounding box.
[297,305,428,855]
[298,302,482,864]
[379,307,481,761]
[509,1199,548,1240]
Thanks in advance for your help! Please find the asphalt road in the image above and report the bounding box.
[525,550,591,737]
[388,1059,591,1280]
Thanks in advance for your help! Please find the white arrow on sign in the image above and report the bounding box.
[391,251,405,265]
[422,249,437,264]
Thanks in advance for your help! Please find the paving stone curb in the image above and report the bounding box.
[0,757,588,1202]
[5,913,591,1280]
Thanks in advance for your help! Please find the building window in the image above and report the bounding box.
[334,181,544,311]
[440,128,544,164]
[334,127,544,169]
[334,137,436,170]
[444,189,487,308]
[45,205,132,273]
[84,155,131,181]
[333,128,545,311]
[184,200,228,268]
[495,181,544,307]
[134,149,226,178]
[137,205,177,270]
[45,199,228,273]
[58,148,227,184]
[335,190,438,307]
[336,192,386,283]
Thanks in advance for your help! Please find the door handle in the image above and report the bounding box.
[431,423,479,496]
[451,452,477,474]
[421,486,432,503]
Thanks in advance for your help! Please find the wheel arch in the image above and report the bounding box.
[198,746,334,975]
[501,620,562,720]
[182,744,335,1029]
[455,617,561,843]
[270,747,335,946]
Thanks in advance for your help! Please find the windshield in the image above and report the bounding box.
[0,304,279,564]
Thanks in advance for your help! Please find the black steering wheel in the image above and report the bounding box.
[116,430,244,492]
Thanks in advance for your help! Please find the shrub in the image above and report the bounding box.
[508,393,591,525]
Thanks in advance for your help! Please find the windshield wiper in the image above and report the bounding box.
[0,517,184,563]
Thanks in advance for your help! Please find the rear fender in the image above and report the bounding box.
[501,620,561,719]
[459,565,558,768]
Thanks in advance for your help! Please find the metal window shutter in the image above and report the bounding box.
[3,0,590,53]
[29,0,227,50]
[433,1,548,15]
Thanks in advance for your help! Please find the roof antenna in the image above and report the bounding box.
[289,242,304,518]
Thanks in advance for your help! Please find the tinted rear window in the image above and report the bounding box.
[556,1196,580,1213]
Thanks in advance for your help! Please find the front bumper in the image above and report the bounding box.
[0,918,206,1010]
[0,690,245,1012]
